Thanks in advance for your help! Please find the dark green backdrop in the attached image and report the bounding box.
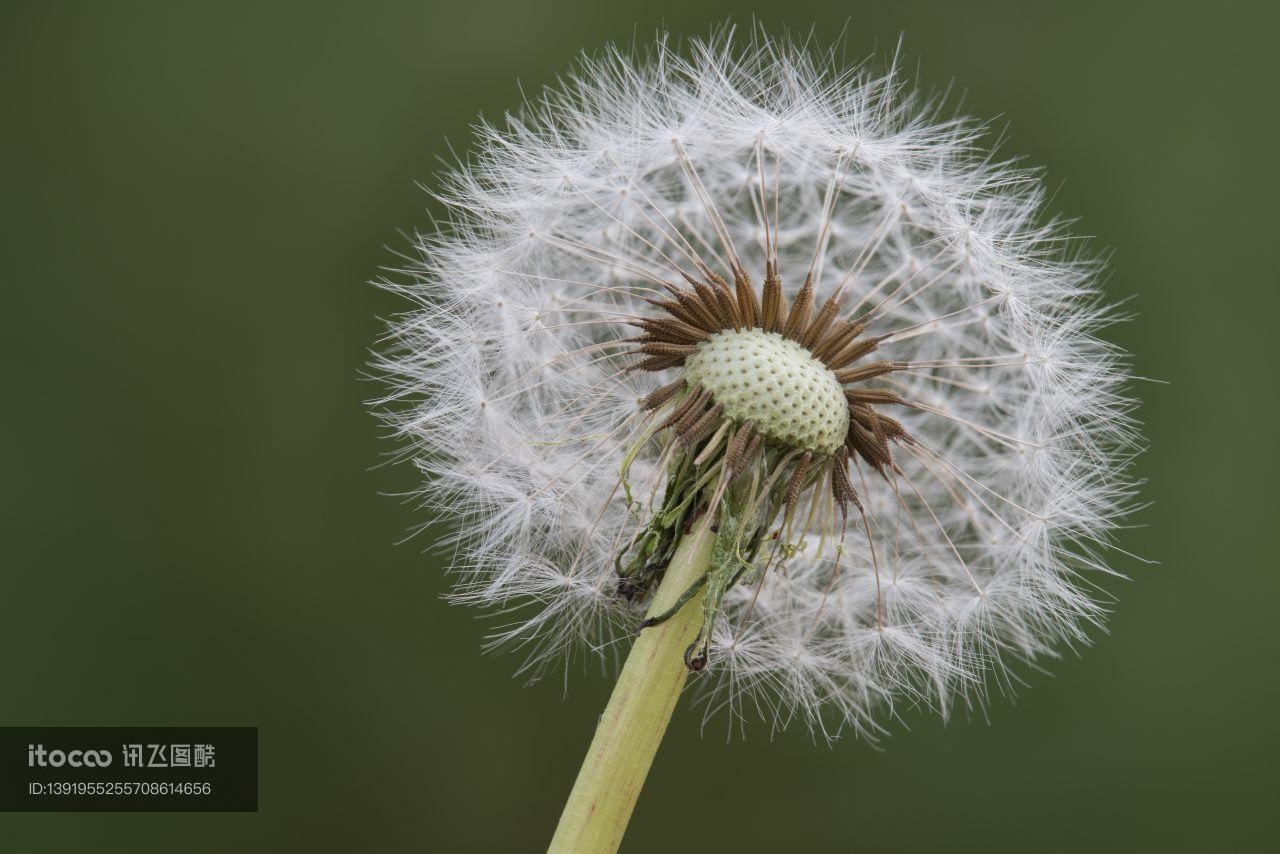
[3,1,1276,851]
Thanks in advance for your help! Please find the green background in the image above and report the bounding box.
[2,1,1276,851]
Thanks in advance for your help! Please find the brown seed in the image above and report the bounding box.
[658,385,709,431]
[834,360,901,384]
[782,277,814,340]
[812,319,866,364]
[678,403,725,447]
[830,448,862,513]
[725,420,757,477]
[826,333,887,371]
[674,288,721,332]
[639,342,698,359]
[761,271,785,332]
[847,388,906,406]
[784,451,814,515]
[640,379,687,411]
[691,282,729,330]
[734,270,759,328]
[709,275,742,329]
[629,353,688,373]
[801,297,841,349]
[639,315,710,344]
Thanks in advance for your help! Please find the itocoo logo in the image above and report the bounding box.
[27,744,113,767]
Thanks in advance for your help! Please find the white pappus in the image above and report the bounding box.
[371,30,1140,740]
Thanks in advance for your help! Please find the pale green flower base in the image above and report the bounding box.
[684,327,849,455]
[547,524,717,854]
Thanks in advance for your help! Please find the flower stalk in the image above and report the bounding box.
[547,522,717,854]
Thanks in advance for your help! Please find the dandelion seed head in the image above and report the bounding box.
[372,29,1140,739]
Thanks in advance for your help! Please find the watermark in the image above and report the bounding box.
[1,727,256,811]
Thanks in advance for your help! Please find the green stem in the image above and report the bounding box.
[547,523,716,854]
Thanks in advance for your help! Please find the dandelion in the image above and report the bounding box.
[372,29,1139,853]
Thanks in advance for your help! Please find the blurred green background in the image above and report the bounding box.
[2,1,1276,851]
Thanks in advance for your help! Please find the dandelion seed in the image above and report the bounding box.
[371,28,1140,852]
